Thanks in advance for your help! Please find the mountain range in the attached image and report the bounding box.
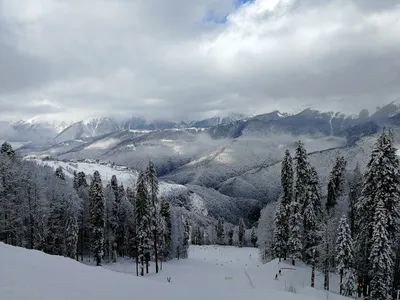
[2,100,400,225]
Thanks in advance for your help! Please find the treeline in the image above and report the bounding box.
[258,130,400,300]
[0,143,189,276]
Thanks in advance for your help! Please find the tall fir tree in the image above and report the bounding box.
[238,218,246,247]
[135,171,151,276]
[335,215,354,295]
[326,155,347,213]
[287,197,303,266]
[348,164,363,238]
[273,149,294,260]
[182,218,190,258]
[303,165,321,265]
[160,198,172,260]
[146,161,160,273]
[369,199,394,300]
[89,171,105,266]
[294,141,310,213]
[355,130,400,297]
[216,218,225,245]
[1,141,15,158]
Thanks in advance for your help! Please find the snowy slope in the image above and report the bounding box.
[0,243,348,300]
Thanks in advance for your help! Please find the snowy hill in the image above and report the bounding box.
[31,159,259,224]
[0,243,348,300]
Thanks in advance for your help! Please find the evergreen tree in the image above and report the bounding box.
[294,141,310,213]
[216,218,225,245]
[257,203,276,262]
[250,228,257,247]
[275,149,294,259]
[227,228,234,246]
[182,218,190,258]
[89,171,105,266]
[160,198,172,260]
[55,166,65,181]
[146,161,160,273]
[1,142,15,158]
[135,171,151,276]
[355,130,400,297]
[126,187,137,259]
[369,199,394,300]
[348,164,362,238]
[342,268,356,297]
[273,199,287,260]
[303,165,320,264]
[109,175,120,259]
[287,197,303,266]
[238,218,246,247]
[336,215,353,295]
[326,155,347,213]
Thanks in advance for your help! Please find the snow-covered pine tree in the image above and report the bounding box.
[302,165,321,267]
[216,218,225,245]
[126,187,137,259]
[65,193,81,260]
[146,161,160,273]
[182,218,190,259]
[55,166,65,181]
[335,215,353,295]
[369,198,394,300]
[109,175,120,259]
[104,184,117,262]
[287,197,303,266]
[273,150,294,260]
[135,171,151,276]
[355,129,400,297]
[348,164,363,238]
[303,168,319,265]
[238,218,246,247]
[75,171,90,261]
[294,141,310,213]
[342,268,356,297]
[273,199,286,260]
[317,217,337,291]
[1,141,15,159]
[326,155,347,213]
[257,203,276,262]
[227,228,234,246]
[89,171,105,266]
[250,228,257,247]
[160,198,172,260]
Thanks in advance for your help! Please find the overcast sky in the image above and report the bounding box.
[0,0,399,122]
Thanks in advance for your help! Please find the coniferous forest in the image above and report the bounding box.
[0,142,190,275]
[258,129,400,300]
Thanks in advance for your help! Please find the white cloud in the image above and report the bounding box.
[0,0,399,121]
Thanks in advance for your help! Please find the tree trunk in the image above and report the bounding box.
[154,230,159,273]
[136,254,139,276]
[339,271,343,295]
[292,259,295,266]
[311,264,315,287]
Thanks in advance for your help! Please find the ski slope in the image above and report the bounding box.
[1,243,348,300]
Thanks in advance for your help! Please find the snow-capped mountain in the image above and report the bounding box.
[54,117,120,143]
[7,117,70,142]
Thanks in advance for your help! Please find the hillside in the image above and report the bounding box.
[0,243,347,300]
[32,159,260,224]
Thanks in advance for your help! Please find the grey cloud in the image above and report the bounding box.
[0,0,399,121]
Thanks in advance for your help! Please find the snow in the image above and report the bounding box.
[34,159,138,187]
[0,243,348,300]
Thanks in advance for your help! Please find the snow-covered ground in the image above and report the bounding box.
[1,243,348,300]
